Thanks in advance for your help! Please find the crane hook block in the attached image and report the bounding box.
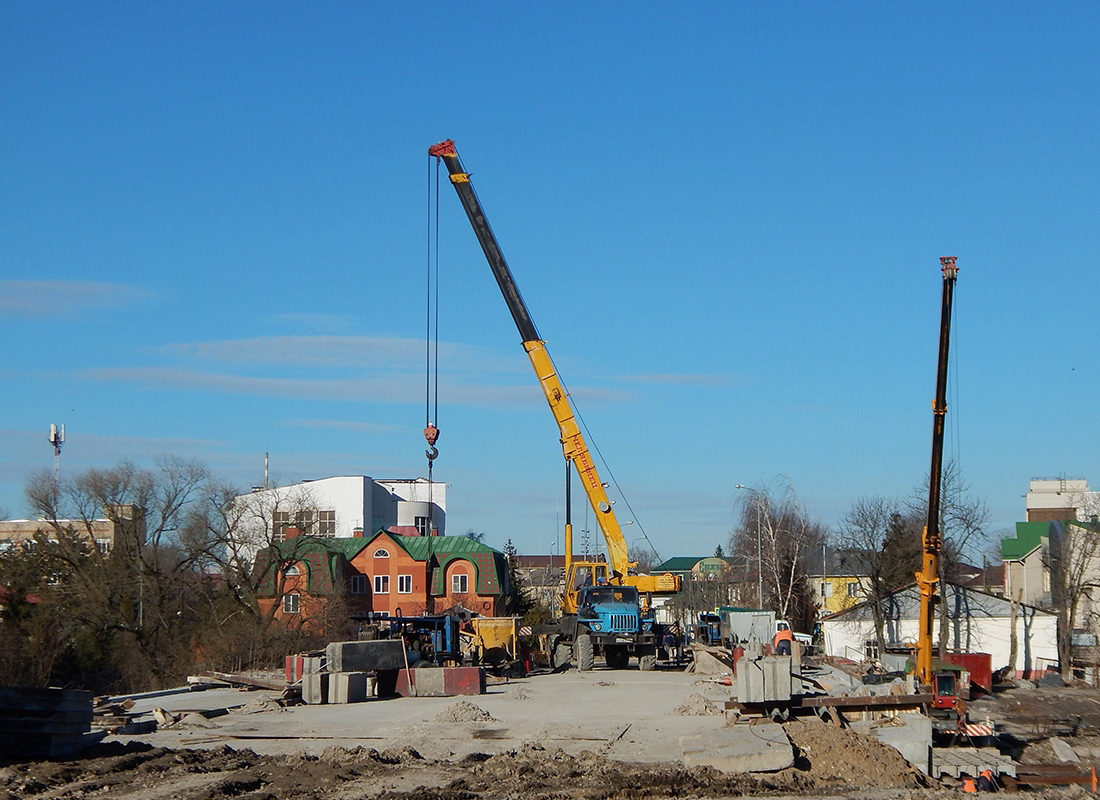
[424,424,440,446]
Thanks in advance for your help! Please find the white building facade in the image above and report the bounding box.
[821,584,1059,678]
[233,476,446,565]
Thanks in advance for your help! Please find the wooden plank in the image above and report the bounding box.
[203,671,285,691]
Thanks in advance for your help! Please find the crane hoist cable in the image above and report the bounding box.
[423,152,443,534]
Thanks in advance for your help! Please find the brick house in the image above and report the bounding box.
[255,528,510,628]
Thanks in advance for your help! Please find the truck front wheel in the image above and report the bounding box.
[638,652,657,672]
[574,634,594,671]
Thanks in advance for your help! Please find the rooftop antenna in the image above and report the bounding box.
[48,423,65,497]
[264,451,269,490]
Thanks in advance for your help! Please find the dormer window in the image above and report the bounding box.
[374,548,390,558]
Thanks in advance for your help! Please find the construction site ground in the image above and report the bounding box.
[2,665,1098,799]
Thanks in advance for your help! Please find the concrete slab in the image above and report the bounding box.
[680,721,794,773]
[931,747,1017,778]
[1050,737,1081,763]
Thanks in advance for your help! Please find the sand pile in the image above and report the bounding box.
[671,693,724,716]
[435,701,497,722]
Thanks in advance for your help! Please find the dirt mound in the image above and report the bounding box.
[784,719,924,788]
[434,700,497,722]
[670,693,724,716]
[464,742,814,798]
[0,737,931,799]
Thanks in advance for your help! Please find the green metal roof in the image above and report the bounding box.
[1001,521,1048,560]
[387,533,500,561]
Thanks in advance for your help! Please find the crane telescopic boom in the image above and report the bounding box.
[915,256,959,687]
[428,139,679,613]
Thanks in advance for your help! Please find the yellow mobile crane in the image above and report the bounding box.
[429,140,680,669]
[915,257,970,723]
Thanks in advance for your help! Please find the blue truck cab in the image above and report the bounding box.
[569,585,658,671]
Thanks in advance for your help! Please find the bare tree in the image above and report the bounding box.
[183,480,327,640]
[17,458,213,689]
[729,479,823,633]
[1044,489,1100,679]
[627,543,658,574]
[837,496,922,655]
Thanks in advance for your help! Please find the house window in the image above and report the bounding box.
[374,548,390,558]
[374,575,390,594]
[846,581,860,598]
[282,593,300,614]
[864,639,879,660]
[398,574,412,594]
[318,510,336,535]
[273,511,291,541]
[285,564,300,576]
[95,538,112,554]
[294,511,312,532]
[451,573,469,594]
[820,582,833,598]
[350,575,366,595]
[415,516,429,536]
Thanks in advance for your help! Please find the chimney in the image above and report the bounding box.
[353,527,364,538]
[284,526,302,540]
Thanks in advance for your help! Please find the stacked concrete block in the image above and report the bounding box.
[330,672,375,704]
[302,672,329,705]
[0,686,94,759]
[286,652,325,684]
[326,640,404,672]
[395,666,485,697]
[737,655,793,704]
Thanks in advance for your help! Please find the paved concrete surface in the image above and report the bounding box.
[107,668,738,763]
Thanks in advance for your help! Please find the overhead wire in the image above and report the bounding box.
[553,361,664,566]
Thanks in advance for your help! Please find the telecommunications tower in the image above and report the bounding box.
[49,423,65,495]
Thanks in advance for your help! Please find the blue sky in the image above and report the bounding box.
[2,3,1097,560]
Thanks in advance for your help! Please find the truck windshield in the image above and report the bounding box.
[584,587,638,604]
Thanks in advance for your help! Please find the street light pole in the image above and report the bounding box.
[736,484,764,610]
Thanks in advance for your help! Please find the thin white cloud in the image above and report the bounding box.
[163,335,519,373]
[78,366,545,406]
[0,280,154,315]
[78,366,631,407]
